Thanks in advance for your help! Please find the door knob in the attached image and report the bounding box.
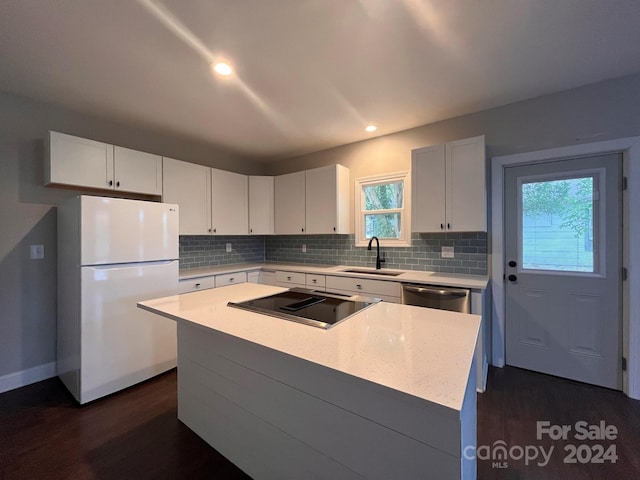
[508,274,517,282]
[508,260,517,267]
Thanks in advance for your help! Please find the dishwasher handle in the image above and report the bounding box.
[402,284,468,297]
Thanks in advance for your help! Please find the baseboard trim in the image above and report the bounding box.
[0,362,57,394]
[476,357,489,393]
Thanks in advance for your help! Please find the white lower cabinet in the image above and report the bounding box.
[247,270,261,284]
[262,271,276,286]
[215,272,247,287]
[325,276,402,303]
[306,274,326,291]
[276,271,306,288]
[178,276,216,294]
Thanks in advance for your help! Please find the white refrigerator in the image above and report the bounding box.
[57,195,179,404]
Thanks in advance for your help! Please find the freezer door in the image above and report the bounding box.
[80,196,178,265]
[80,261,178,404]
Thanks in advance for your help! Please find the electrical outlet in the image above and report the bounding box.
[441,246,454,258]
[225,243,232,253]
[302,244,307,253]
[30,244,45,260]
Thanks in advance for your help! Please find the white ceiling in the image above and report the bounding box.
[2,1,640,161]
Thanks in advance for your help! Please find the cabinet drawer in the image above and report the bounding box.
[326,276,401,297]
[215,272,247,287]
[178,276,215,293]
[306,274,326,290]
[276,271,306,286]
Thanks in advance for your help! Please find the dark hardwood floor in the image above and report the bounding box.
[1,366,639,479]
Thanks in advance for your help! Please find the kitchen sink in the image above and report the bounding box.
[340,268,405,277]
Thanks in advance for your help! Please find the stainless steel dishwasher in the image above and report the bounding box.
[401,283,471,313]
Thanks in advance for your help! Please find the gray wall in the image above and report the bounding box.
[0,91,262,379]
[267,72,640,177]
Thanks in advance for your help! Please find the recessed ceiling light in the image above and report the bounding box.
[212,62,233,76]
[365,125,377,132]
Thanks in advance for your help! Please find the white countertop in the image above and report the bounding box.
[139,283,481,412]
[179,262,488,289]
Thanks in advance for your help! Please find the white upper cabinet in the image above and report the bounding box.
[113,146,162,195]
[305,164,351,234]
[445,136,486,232]
[249,176,274,235]
[412,135,486,233]
[211,168,248,235]
[411,144,446,232]
[275,171,306,234]
[162,158,211,235]
[46,131,162,196]
[47,131,114,190]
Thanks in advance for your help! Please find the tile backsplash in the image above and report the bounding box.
[179,232,487,275]
[179,235,265,269]
[266,232,487,275]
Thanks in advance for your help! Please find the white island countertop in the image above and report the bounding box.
[139,283,481,412]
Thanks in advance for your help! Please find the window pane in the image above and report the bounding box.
[364,182,403,211]
[365,213,401,239]
[521,176,595,272]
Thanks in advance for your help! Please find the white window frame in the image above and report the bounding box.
[354,171,411,247]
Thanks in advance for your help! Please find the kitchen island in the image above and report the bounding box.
[138,283,480,480]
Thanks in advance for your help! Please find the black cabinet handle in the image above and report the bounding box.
[447,223,451,229]
[440,223,444,230]
[250,228,253,233]
[109,180,113,187]
[213,228,217,233]
[229,278,234,282]
[301,228,304,232]
[508,274,517,282]
[333,227,336,232]
[508,260,517,268]
[116,181,120,188]
[356,284,362,289]
[195,283,201,288]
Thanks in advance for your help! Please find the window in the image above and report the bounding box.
[519,173,599,273]
[355,172,411,247]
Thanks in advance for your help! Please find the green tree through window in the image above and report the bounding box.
[363,182,403,238]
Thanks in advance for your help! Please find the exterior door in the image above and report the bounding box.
[504,153,622,389]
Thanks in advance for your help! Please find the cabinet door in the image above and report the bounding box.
[47,131,114,190]
[163,158,211,235]
[275,171,306,234]
[411,144,446,233]
[305,165,350,234]
[249,176,274,235]
[445,136,486,232]
[113,146,163,195]
[211,169,249,235]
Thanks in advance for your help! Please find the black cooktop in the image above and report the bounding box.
[227,288,379,329]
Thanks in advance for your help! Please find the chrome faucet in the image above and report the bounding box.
[367,236,386,270]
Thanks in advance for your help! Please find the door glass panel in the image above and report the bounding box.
[521,176,595,272]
